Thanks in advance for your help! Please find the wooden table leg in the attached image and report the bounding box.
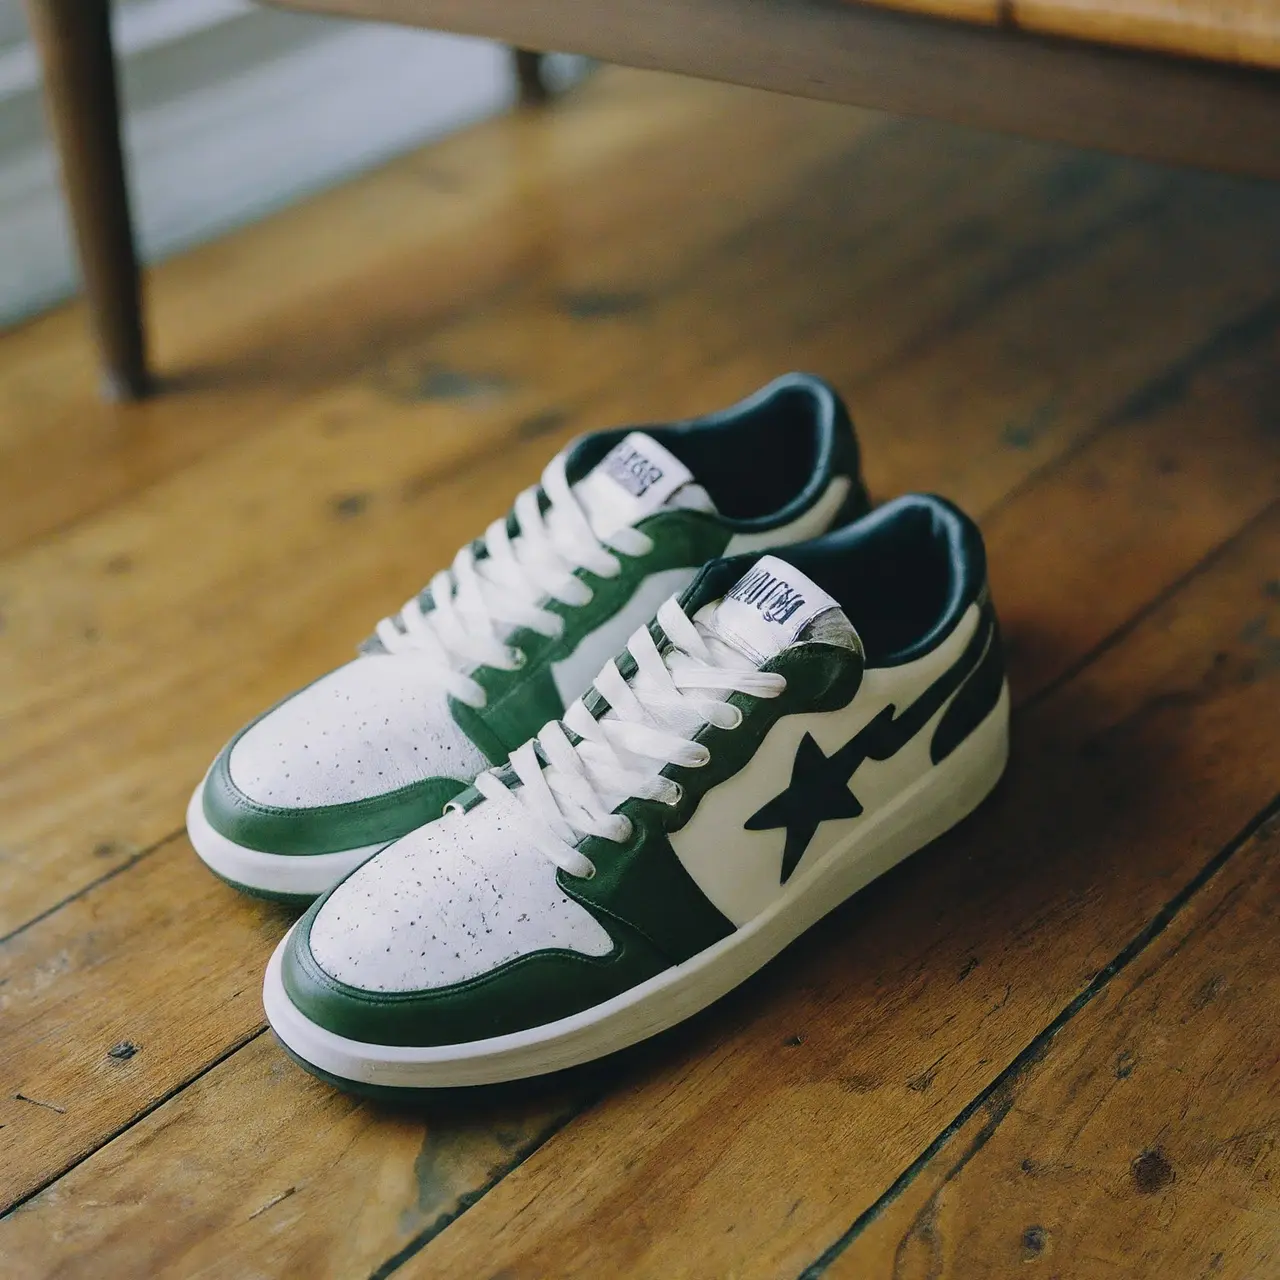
[512,48,550,107]
[24,0,150,400]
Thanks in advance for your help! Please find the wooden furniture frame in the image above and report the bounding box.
[25,0,1280,400]
[20,0,551,400]
[24,0,146,400]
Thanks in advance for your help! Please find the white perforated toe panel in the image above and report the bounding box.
[307,801,614,991]
[228,656,489,807]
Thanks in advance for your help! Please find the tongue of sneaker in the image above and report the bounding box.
[703,554,863,667]
[573,431,716,541]
[580,553,860,811]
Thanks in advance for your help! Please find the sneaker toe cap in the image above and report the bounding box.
[202,656,488,854]
[278,809,658,1047]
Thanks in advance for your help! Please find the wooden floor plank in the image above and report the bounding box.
[0,71,867,555]
[5,120,1279,936]
[3,63,1280,1279]
[390,517,1280,1275]
[3,331,1275,1270]
[0,1032,577,1280]
[4,125,963,930]
[4,166,1277,1205]
[2,107,1014,934]
[823,803,1280,1279]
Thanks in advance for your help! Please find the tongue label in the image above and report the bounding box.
[574,432,695,540]
[710,555,842,664]
[601,437,673,499]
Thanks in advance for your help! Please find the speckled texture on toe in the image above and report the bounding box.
[308,803,613,992]
[228,656,489,808]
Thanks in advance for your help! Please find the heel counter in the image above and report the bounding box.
[829,399,871,526]
[833,470,872,526]
[930,598,1007,765]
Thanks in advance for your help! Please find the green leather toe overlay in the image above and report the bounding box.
[565,818,734,964]
[203,742,468,855]
[283,899,670,1046]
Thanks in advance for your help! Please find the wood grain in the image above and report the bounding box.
[0,71,860,554]
[825,806,1280,1279]
[396,507,1280,1280]
[3,331,1276,1270]
[1009,0,1280,72]
[855,0,1280,72]
[0,836,289,1210]
[0,1030,577,1280]
[5,114,1280,938]
[269,0,1280,177]
[3,61,1280,1279]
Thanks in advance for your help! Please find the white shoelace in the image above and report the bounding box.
[472,597,787,878]
[375,455,653,707]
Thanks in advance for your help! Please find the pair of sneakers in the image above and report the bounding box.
[189,374,1009,1091]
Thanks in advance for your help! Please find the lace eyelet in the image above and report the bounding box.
[507,647,527,669]
[664,782,684,807]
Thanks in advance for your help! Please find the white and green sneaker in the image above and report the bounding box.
[188,373,868,900]
[262,494,1010,1090]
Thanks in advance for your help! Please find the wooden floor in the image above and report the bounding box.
[2,67,1279,1279]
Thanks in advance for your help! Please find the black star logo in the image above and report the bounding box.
[746,607,995,883]
[744,731,865,883]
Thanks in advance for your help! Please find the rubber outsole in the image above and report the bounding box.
[185,783,387,900]
[264,685,1011,1091]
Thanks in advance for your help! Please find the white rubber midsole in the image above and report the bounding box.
[264,685,1011,1087]
[185,783,387,897]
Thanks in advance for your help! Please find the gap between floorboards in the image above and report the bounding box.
[793,788,1280,1278]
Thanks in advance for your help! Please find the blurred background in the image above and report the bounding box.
[0,0,584,324]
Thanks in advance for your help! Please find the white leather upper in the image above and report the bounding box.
[228,655,490,808]
[307,800,614,991]
[724,476,852,554]
[669,602,985,925]
[549,566,700,707]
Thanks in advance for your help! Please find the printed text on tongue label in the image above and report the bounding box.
[604,444,665,498]
[727,565,807,626]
